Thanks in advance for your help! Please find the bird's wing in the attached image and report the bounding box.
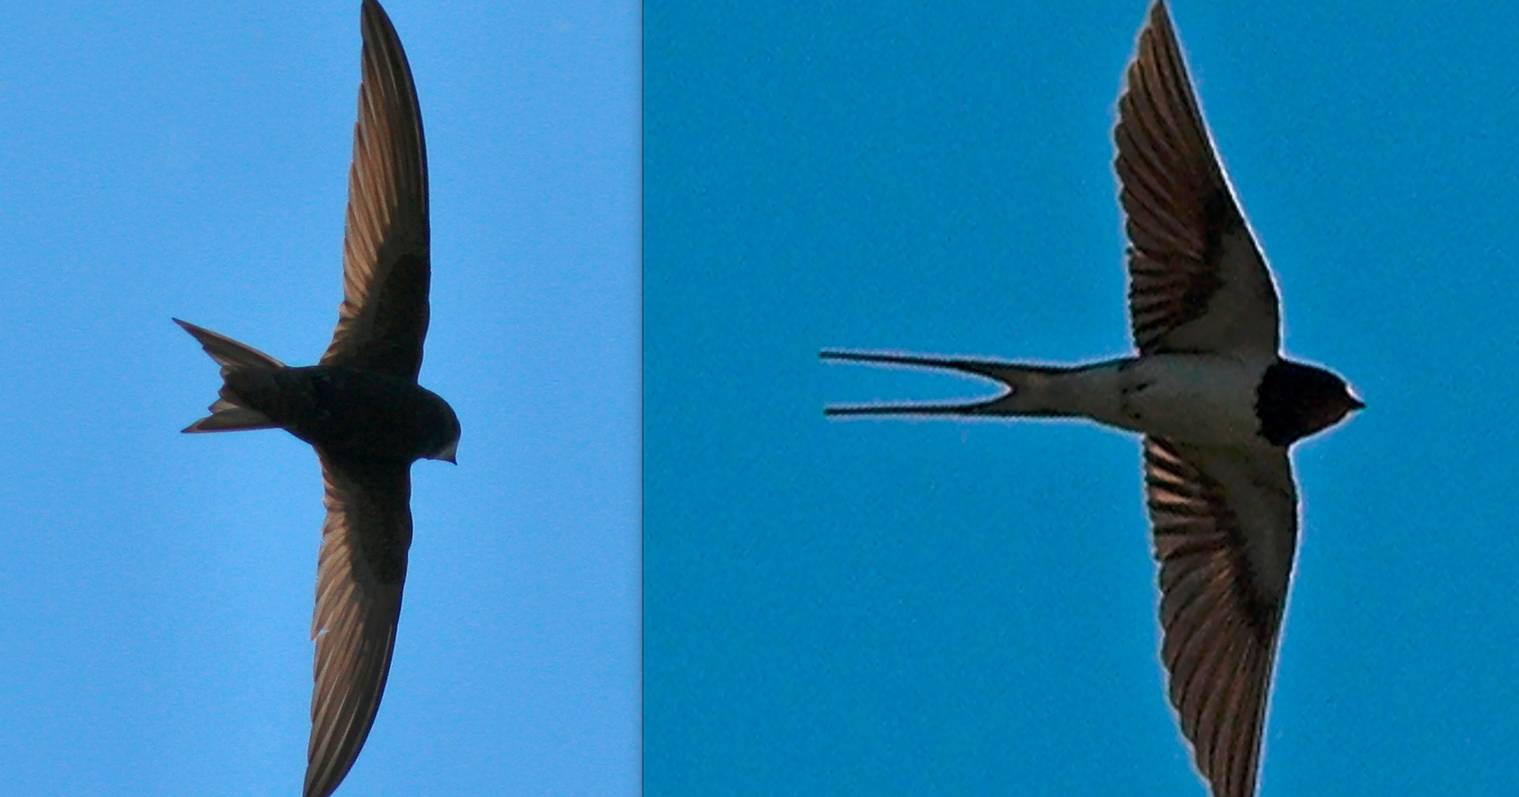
[304,452,413,797]
[1115,1,1281,358]
[1142,437,1298,797]
[321,0,431,381]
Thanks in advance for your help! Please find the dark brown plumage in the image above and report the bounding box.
[174,3,457,795]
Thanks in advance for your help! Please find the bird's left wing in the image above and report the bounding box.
[1142,437,1298,797]
[304,452,413,797]
[1116,1,1281,358]
[321,0,431,381]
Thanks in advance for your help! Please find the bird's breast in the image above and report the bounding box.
[1082,355,1269,446]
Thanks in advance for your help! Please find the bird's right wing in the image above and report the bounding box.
[304,452,413,797]
[1142,437,1298,797]
[320,0,431,381]
[1115,1,1281,358]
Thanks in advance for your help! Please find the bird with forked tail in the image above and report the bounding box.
[175,2,458,795]
[823,2,1360,795]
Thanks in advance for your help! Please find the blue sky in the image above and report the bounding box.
[648,2,1519,795]
[1,2,636,795]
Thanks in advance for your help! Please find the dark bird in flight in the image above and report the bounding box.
[175,2,457,794]
[822,2,1360,795]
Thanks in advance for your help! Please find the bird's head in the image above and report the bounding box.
[1257,361,1363,446]
[1313,377,1365,435]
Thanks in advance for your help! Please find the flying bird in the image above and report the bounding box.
[822,2,1360,795]
[175,2,457,795]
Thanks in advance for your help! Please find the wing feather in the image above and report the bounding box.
[303,452,413,797]
[1116,1,1281,357]
[321,0,431,380]
[1142,437,1297,797]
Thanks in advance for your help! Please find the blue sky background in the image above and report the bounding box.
[1,2,636,794]
[648,2,1519,794]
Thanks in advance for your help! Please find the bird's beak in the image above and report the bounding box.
[1347,388,1366,411]
[436,440,458,465]
[819,349,1025,417]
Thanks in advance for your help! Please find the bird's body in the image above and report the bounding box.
[823,2,1361,796]
[222,361,456,462]
[1094,354,1266,444]
[174,2,455,795]
[826,350,1288,447]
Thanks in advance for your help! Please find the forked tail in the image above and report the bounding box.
[174,318,285,433]
[819,349,1077,417]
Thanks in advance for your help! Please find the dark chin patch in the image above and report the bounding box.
[1256,361,1341,446]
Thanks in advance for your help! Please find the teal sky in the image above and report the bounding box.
[648,2,1519,794]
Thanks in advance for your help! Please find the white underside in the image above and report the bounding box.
[1039,354,1272,448]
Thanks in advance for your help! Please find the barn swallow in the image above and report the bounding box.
[822,2,1360,795]
[175,2,457,795]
